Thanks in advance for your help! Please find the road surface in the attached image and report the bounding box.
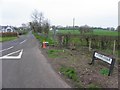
[1,32,70,88]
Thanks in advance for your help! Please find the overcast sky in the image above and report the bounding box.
[0,0,119,28]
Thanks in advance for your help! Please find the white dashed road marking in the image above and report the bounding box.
[0,49,23,59]
[0,46,14,52]
[19,39,27,44]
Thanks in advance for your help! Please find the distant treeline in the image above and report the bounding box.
[56,26,117,31]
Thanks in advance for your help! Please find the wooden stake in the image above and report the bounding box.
[113,40,116,55]
[89,39,92,51]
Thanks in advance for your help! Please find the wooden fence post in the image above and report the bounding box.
[89,39,92,51]
[113,40,116,55]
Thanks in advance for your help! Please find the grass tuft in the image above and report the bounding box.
[88,83,100,90]
[60,66,78,81]
[100,68,109,76]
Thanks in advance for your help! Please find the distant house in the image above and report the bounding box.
[0,26,16,33]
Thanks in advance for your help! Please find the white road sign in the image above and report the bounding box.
[94,52,112,64]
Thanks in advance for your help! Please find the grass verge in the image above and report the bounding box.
[59,65,101,88]
[47,49,64,58]
[0,37,17,42]
[32,32,56,45]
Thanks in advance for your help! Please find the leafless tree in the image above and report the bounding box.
[31,10,44,23]
[30,9,44,33]
[29,21,37,32]
[29,9,50,36]
[43,19,50,34]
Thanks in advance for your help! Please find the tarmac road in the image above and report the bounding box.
[1,32,70,88]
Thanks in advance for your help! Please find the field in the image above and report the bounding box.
[56,29,118,36]
[92,29,118,36]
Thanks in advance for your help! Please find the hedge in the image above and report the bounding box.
[0,32,18,37]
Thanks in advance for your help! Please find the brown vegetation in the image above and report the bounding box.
[0,32,18,37]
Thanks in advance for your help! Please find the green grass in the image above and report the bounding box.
[47,49,64,58]
[60,66,78,81]
[0,37,17,42]
[92,29,118,36]
[100,68,109,76]
[57,29,118,36]
[88,84,100,90]
[32,32,56,45]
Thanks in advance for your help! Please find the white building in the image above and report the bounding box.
[0,26,16,33]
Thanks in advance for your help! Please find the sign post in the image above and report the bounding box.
[89,51,115,76]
